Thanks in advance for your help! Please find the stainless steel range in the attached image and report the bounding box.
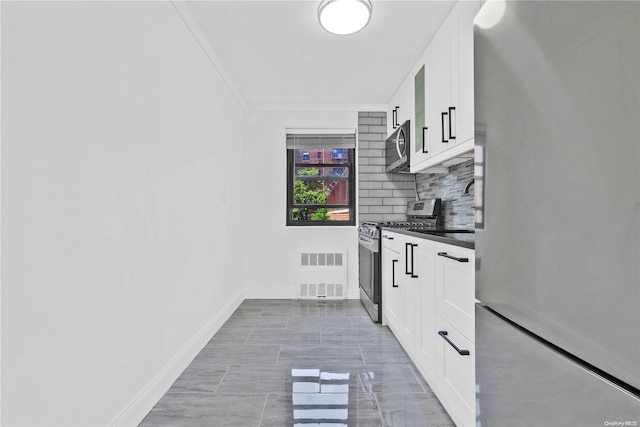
[358,199,442,322]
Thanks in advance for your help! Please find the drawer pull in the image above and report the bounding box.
[437,252,469,263]
[382,235,394,240]
[392,260,399,288]
[438,331,470,356]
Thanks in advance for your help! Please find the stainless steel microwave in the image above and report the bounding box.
[385,120,410,173]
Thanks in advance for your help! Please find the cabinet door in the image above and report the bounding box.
[397,239,418,356]
[424,19,452,159]
[450,0,480,145]
[387,102,398,136]
[411,65,428,169]
[398,82,414,130]
[435,315,475,427]
[414,239,436,385]
[382,244,401,328]
[388,83,414,137]
[434,243,475,341]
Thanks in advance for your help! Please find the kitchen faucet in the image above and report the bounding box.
[463,179,474,194]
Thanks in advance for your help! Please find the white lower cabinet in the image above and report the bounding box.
[382,233,402,328]
[414,239,437,385]
[435,243,475,341]
[382,233,417,355]
[381,230,475,426]
[435,315,476,427]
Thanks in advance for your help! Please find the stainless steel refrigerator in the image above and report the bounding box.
[474,1,640,425]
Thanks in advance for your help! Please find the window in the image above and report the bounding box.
[286,132,356,226]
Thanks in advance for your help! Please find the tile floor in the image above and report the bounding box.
[139,299,454,426]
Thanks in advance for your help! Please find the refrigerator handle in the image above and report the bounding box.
[392,260,398,288]
[441,112,448,143]
[438,331,470,355]
[448,106,456,140]
[437,252,469,263]
[392,108,397,129]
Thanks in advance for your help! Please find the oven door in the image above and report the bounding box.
[359,234,381,322]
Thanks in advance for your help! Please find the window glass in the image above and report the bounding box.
[286,141,355,226]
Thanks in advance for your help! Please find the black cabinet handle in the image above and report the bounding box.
[394,106,400,127]
[441,112,448,143]
[382,235,394,240]
[422,127,429,154]
[404,243,419,278]
[438,331,470,355]
[448,106,456,140]
[410,243,418,278]
[392,260,398,288]
[437,252,469,263]
[392,108,397,129]
[405,243,412,275]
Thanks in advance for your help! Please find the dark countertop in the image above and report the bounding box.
[380,227,475,249]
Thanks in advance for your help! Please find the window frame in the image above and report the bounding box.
[286,147,356,227]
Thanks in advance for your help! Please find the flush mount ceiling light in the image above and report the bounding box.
[318,0,372,35]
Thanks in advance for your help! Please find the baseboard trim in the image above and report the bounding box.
[244,287,360,300]
[107,289,245,427]
[244,287,297,299]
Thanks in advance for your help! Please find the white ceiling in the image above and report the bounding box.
[185,0,457,106]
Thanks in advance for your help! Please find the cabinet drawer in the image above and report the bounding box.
[435,315,475,427]
[435,243,475,342]
[381,231,402,252]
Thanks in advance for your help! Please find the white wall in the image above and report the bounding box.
[242,111,359,299]
[2,2,245,425]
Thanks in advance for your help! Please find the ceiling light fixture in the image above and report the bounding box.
[318,0,372,35]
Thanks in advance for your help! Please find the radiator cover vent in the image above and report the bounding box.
[297,252,347,300]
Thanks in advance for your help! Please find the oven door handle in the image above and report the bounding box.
[359,235,377,249]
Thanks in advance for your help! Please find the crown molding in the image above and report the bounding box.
[244,103,388,113]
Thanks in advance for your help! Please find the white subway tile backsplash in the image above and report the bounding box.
[359,165,384,174]
[392,189,416,198]
[360,198,383,206]
[382,197,409,206]
[369,206,394,214]
[359,181,384,190]
[364,133,386,141]
[368,157,387,165]
[365,173,392,182]
[382,181,413,189]
[359,149,385,158]
[358,112,417,222]
[359,117,384,125]
[366,125,387,133]
[368,190,394,198]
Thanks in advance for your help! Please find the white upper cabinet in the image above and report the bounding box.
[422,20,452,160]
[409,0,480,172]
[450,0,478,146]
[387,81,415,137]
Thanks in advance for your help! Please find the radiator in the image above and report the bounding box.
[296,252,347,300]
